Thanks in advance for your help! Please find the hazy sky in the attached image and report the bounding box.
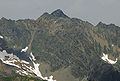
[0,0,120,26]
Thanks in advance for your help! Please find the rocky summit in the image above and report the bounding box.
[0,9,120,81]
[51,9,69,18]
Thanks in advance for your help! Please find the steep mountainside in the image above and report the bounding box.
[0,9,120,81]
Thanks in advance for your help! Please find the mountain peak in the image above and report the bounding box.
[51,9,69,18]
[96,22,107,27]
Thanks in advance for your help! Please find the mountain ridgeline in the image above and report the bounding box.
[0,9,120,81]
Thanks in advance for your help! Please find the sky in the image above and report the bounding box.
[0,0,120,26]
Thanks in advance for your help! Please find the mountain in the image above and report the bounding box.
[0,9,120,81]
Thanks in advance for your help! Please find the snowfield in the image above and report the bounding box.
[30,52,36,61]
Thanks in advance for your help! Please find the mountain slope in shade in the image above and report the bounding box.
[0,9,120,81]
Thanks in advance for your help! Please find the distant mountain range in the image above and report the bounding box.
[0,9,120,81]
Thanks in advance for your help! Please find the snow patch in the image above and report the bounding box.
[30,52,36,61]
[16,70,29,76]
[21,60,29,64]
[29,53,44,79]
[0,50,19,60]
[112,44,114,47]
[1,59,20,68]
[29,52,56,81]
[101,53,118,64]
[54,21,57,24]
[0,35,3,39]
[47,75,56,81]
[32,62,44,79]
[0,50,21,68]
[21,47,28,52]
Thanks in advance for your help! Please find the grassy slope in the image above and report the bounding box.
[0,75,46,81]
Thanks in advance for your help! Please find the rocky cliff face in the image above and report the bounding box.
[0,9,120,81]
